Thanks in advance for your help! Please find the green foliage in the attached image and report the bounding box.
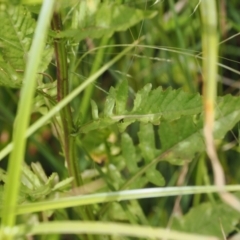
[0,4,52,88]
[0,1,240,240]
[121,133,139,172]
[80,81,240,168]
[0,163,72,203]
[80,83,203,133]
[57,2,157,41]
[79,83,240,190]
[160,96,240,161]
[172,201,239,238]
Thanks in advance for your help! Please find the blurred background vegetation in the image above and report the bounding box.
[0,0,240,237]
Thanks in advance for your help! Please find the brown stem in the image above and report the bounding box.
[51,12,81,187]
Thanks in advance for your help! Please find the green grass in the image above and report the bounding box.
[0,0,240,239]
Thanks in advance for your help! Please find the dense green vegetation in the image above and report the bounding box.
[0,0,240,239]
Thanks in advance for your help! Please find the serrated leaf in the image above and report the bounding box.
[119,94,240,188]
[22,164,42,189]
[31,162,48,184]
[117,118,135,133]
[52,177,73,192]
[57,3,157,41]
[85,85,240,161]
[132,87,203,122]
[29,174,56,200]
[78,0,101,28]
[0,5,34,87]
[214,94,240,138]
[158,95,240,163]
[80,118,116,134]
[85,86,203,133]
[121,133,139,172]
[0,5,53,88]
[171,201,239,238]
[116,80,128,115]
[108,164,124,189]
[132,83,152,112]
[138,123,159,162]
[146,166,165,186]
[159,115,204,163]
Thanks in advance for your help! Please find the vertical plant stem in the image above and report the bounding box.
[51,12,97,240]
[1,0,56,235]
[200,0,240,211]
[51,12,82,187]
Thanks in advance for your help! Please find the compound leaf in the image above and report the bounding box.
[0,5,53,88]
[57,3,157,41]
[121,133,139,173]
[82,85,203,133]
[158,94,240,163]
[138,123,158,163]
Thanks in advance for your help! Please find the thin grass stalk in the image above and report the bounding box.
[200,0,240,211]
[1,0,56,235]
[19,221,218,240]
[9,185,240,215]
[80,36,109,122]
[169,0,195,91]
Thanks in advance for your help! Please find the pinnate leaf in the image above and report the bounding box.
[83,85,240,179]
[138,123,158,163]
[146,166,165,186]
[121,133,139,173]
[159,115,204,163]
[57,2,157,41]
[158,95,240,163]
[131,86,202,122]
[0,5,34,87]
[0,5,53,88]
[82,83,203,133]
